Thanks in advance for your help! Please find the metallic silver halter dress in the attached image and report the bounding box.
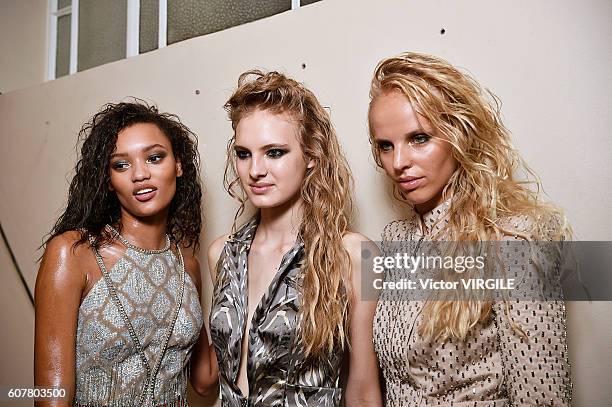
[210,218,344,406]
[73,229,203,406]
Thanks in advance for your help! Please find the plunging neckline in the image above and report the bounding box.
[233,228,303,399]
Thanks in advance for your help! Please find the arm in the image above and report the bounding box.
[493,237,572,406]
[342,233,383,406]
[188,235,227,397]
[34,233,86,407]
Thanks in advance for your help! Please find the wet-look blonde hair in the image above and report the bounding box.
[368,52,570,342]
[224,70,354,356]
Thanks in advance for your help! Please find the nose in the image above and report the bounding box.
[131,159,151,182]
[392,143,412,173]
[249,155,267,179]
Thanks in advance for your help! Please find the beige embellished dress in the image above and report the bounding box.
[373,201,572,406]
[73,233,203,407]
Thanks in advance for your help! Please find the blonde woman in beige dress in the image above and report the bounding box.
[367,52,572,406]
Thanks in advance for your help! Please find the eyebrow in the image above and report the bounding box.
[375,129,426,141]
[234,143,289,151]
[110,143,168,158]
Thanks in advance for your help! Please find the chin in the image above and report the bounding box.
[403,191,433,206]
[125,203,169,219]
[132,210,164,219]
[247,195,289,210]
[250,199,280,209]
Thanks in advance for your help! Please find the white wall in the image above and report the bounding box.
[0,0,610,405]
[0,0,47,94]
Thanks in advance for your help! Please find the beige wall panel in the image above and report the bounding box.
[0,0,610,405]
[0,0,47,94]
[0,234,34,407]
[566,301,612,406]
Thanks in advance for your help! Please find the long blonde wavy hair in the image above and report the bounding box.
[224,70,354,356]
[368,52,571,342]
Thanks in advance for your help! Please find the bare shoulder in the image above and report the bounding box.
[342,231,372,256]
[208,234,230,263]
[207,234,230,283]
[42,231,92,269]
[342,231,381,270]
[44,230,85,255]
[37,230,91,294]
[342,232,381,303]
[181,247,200,272]
[180,247,202,293]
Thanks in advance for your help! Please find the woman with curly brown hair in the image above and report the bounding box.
[207,71,382,406]
[34,101,217,406]
[368,52,572,406]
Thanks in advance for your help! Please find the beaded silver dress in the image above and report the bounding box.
[373,200,572,406]
[73,230,203,407]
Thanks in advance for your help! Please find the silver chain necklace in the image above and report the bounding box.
[106,224,171,254]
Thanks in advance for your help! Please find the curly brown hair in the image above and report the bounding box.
[45,100,202,251]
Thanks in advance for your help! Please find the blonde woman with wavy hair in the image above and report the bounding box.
[368,52,572,406]
[207,70,382,406]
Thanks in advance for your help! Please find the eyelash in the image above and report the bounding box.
[235,148,288,160]
[235,150,250,160]
[112,161,129,170]
[377,134,431,151]
[147,153,165,163]
[412,134,431,144]
[110,153,166,170]
[266,148,287,158]
[377,141,393,152]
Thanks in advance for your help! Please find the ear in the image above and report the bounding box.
[108,183,114,191]
[176,161,183,177]
[307,159,315,169]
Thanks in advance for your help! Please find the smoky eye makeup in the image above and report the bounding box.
[376,140,393,151]
[234,148,251,159]
[411,133,432,144]
[266,148,288,158]
[110,148,169,170]
[111,160,130,171]
[147,151,167,163]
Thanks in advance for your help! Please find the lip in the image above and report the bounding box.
[397,176,424,191]
[133,185,158,202]
[249,183,274,195]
